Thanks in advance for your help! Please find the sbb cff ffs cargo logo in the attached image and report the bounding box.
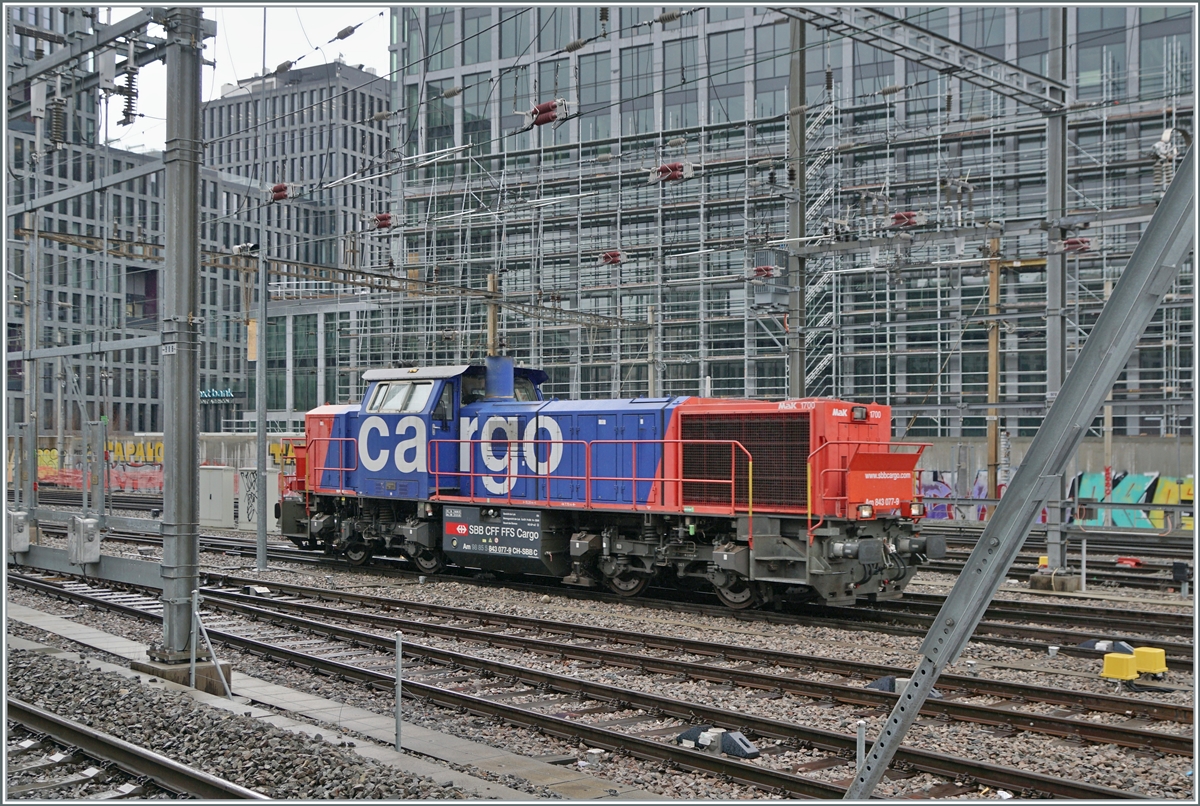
[448,522,469,536]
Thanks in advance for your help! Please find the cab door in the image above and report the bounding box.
[429,381,460,493]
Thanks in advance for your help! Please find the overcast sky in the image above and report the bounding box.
[103,6,391,152]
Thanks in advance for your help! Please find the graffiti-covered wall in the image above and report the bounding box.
[6,433,302,495]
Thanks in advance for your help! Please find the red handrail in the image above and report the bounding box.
[281,437,307,494]
[428,437,754,519]
[306,436,359,493]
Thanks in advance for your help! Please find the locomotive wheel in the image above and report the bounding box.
[714,579,760,609]
[604,572,649,597]
[345,542,371,566]
[412,549,446,575]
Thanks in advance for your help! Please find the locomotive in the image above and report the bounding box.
[277,357,944,608]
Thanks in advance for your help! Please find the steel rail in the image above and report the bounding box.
[871,592,1193,635]
[5,698,269,800]
[812,602,1194,658]
[939,549,1186,574]
[920,558,1186,591]
[54,513,1186,629]
[916,520,1190,556]
[11,536,1193,671]
[196,587,1192,756]
[3,578,843,798]
[198,573,1194,724]
[15,570,1188,724]
[37,531,1189,668]
[448,579,1195,671]
[208,555,1197,660]
[4,575,1166,796]
[4,574,1161,797]
[203,610,1147,798]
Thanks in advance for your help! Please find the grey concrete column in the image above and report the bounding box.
[158,7,204,658]
[285,314,295,415]
[787,18,806,398]
[1044,8,1069,571]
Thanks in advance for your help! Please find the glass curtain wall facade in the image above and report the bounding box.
[6,8,247,437]
[201,62,393,431]
[259,7,1191,446]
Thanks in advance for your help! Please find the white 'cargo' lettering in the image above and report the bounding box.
[522,418,564,476]
[358,416,390,472]
[481,416,519,494]
[393,416,427,473]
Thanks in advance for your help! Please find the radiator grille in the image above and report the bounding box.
[680,413,810,509]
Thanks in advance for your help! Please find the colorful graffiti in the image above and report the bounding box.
[916,473,955,519]
[268,441,296,467]
[30,441,166,493]
[1073,471,1194,531]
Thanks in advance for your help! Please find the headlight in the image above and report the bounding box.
[856,503,875,519]
[902,501,925,519]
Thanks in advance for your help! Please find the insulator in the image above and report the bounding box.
[276,60,293,74]
[372,111,390,121]
[333,25,356,41]
[789,104,807,116]
[563,38,589,53]
[532,100,558,115]
[945,90,952,113]
[121,69,137,124]
[595,153,613,163]
[667,136,686,147]
[787,166,797,183]
[825,67,833,92]
[767,171,776,185]
[656,10,682,24]
[969,113,988,122]
[880,84,904,96]
[48,100,66,144]
[440,86,463,99]
[271,183,290,202]
[599,7,609,23]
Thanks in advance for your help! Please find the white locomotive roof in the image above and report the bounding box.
[362,365,472,381]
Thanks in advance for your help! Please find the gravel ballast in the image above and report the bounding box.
[5,650,471,800]
[7,540,1194,800]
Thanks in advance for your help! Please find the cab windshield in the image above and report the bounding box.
[367,381,434,413]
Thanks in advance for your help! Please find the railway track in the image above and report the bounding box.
[21,526,1195,670]
[875,590,1193,636]
[9,489,163,512]
[922,521,1194,560]
[6,699,266,799]
[19,489,1194,559]
[8,571,1172,799]
[921,557,1186,591]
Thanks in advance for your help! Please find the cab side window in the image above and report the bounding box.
[462,375,485,405]
[405,382,434,412]
[433,383,454,421]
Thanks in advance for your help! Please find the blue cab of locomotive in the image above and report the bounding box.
[310,357,681,506]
